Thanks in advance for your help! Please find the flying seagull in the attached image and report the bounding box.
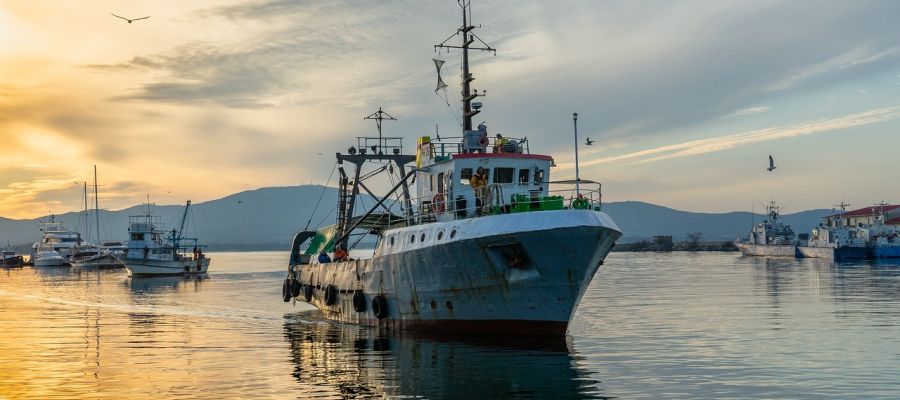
[584,138,594,146]
[767,155,777,172]
[111,13,150,23]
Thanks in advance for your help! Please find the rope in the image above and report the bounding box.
[304,162,337,231]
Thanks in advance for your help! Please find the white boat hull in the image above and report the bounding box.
[293,209,621,336]
[124,258,210,276]
[734,242,797,257]
[71,254,123,268]
[33,256,69,267]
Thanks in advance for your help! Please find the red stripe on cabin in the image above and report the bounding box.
[452,152,554,162]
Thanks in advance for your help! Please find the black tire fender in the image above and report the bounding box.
[352,291,366,312]
[324,284,339,306]
[372,295,388,319]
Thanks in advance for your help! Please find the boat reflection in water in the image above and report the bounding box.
[126,274,208,294]
[283,310,610,399]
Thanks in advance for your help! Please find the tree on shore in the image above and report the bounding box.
[685,232,703,251]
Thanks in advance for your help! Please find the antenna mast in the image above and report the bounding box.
[363,107,397,153]
[435,0,496,131]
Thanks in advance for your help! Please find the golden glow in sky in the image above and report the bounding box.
[2,1,900,219]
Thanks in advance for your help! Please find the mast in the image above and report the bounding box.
[573,113,580,197]
[93,165,100,243]
[363,107,396,154]
[177,200,192,246]
[435,0,495,131]
[82,182,88,245]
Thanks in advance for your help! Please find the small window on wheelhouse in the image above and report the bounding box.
[533,168,544,186]
[430,174,434,191]
[437,172,445,192]
[130,233,144,241]
[460,168,473,185]
[493,168,514,184]
[518,169,530,185]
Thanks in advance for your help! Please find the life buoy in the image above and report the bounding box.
[290,279,302,297]
[432,193,445,214]
[324,284,339,306]
[302,283,313,302]
[352,291,367,312]
[281,279,291,302]
[372,295,388,319]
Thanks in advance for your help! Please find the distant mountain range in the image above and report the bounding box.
[0,185,831,250]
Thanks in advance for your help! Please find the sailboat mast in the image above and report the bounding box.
[93,165,100,243]
[83,182,89,244]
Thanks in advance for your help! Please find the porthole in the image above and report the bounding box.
[389,236,394,246]
[450,229,457,239]
[420,233,426,242]
[446,301,454,310]
[437,231,444,240]
[430,300,437,310]
[410,235,415,243]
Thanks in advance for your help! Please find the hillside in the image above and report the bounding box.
[0,186,832,249]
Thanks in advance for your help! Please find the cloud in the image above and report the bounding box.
[563,107,900,169]
[722,106,771,118]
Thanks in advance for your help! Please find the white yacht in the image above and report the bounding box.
[122,201,211,276]
[30,215,80,267]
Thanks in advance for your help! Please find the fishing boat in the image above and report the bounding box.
[30,215,79,266]
[734,201,798,257]
[0,245,24,267]
[798,202,900,260]
[121,201,210,276]
[281,2,622,336]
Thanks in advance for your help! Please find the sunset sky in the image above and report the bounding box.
[1,0,899,219]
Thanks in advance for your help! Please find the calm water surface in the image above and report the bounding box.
[1,251,898,399]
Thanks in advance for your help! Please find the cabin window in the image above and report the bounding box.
[437,172,445,192]
[130,233,144,241]
[493,168,514,184]
[430,174,434,192]
[460,168,473,185]
[533,168,544,185]
[518,169,530,185]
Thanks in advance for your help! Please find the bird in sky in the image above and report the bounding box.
[584,138,594,146]
[767,155,777,172]
[111,13,150,23]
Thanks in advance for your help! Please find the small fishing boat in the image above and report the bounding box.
[734,201,799,257]
[122,201,210,276]
[0,246,24,268]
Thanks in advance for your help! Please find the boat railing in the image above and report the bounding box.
[426,135,530,158]
[354,181,603,232]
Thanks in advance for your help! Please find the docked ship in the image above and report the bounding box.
[1,245,24,267]
[798,203,900,260]
[734,201,798,257]
[30,215,80,267]
[121,201,210,276]
[281,2,622,336]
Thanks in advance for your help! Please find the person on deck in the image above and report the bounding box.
[333,245,349,262]
[471,167,487,216]
[493,133,508,153]
[318,251,331,264]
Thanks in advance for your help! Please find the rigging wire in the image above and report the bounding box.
[304,162,338,231]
